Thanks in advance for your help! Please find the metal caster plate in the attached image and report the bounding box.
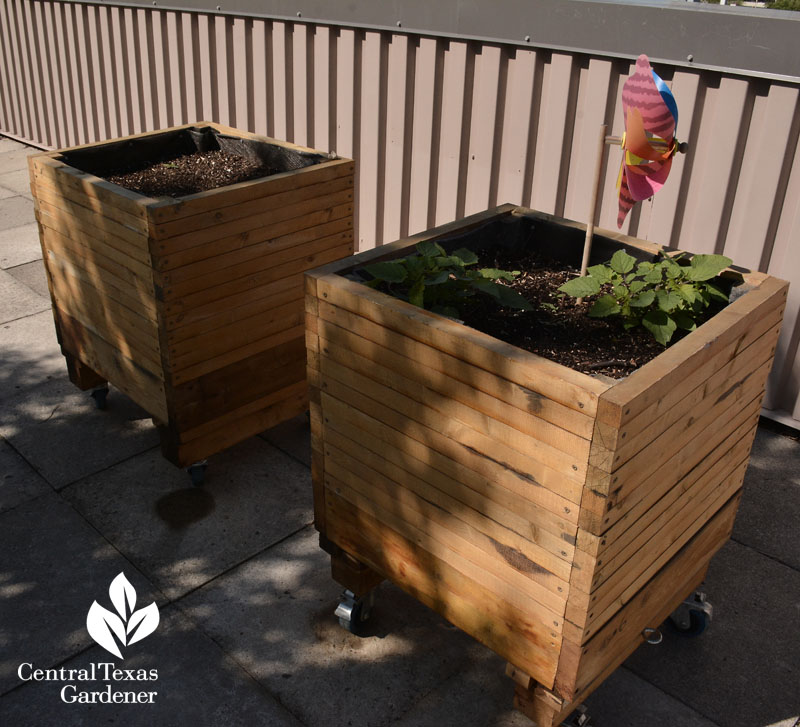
[667,591,712,637]
[187,461,208,487]
[334,589,374,635]
[90,387,109,410]
[562,704,593,726]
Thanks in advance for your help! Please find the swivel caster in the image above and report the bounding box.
[90,387,109,410]
[334,588,374,635]
[667,591,713,637]
[562,704,593,726]
[187,461,208,487]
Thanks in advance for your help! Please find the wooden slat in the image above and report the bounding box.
[36,198,152,266]
[32,155,151,221]
[151,163,354,238]
[165,273,303,333]
[583,389,764,536]
[324,427,572,598]
[161,381,308,465]
[54,308,167,420]
[321,391,577,550]
[162,242,354,313]
[320,387,580,528]
[168,298,304,371]
[570,493,740,700]
[33,183,151,250]
[591,314,783,473]
[39,222,156,299]
[319,354,585,503]
[321,336,587,484]
[317,302,595,444]
[589,359,771,511]
[33,170,150,235]
[572,451,751,640]
[315,273,609,416]
[325,458,567,623]
[154,187,354,254]
[325,489,561,689]
[160,215,352,286]
[164,230,353,300]
[169,336,306,430]
[168,287,304,344]
[154,202,353,271]
[574,423,757,596]
[595,275,788,430]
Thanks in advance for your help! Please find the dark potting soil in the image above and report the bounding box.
[103,150,281,197]
[459,248,669,379]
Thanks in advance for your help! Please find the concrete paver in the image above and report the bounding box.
[6,260,50,299]
[0,378,160,489]
[0,224,42,269]
[0,438,51,514]
[0,310,62,403]
[625,539,800,727]
[63,437,314,599]
[734,426,800,570]
[0,268,50,324]
[260,412,312,467]
[0,605,303,727]
[0,196,34,231]
[0,148,34,174]
[0,492,161,696]
[180,525,490,727]
[0,168,34,199]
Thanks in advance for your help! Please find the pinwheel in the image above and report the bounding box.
[577,54,685,297]
[616,54,682,228]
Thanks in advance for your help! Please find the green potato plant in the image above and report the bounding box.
[360,241,532,318]
[558,249,732,345]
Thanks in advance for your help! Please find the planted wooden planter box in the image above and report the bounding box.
[29,122,354,467]
[305,204,788,725]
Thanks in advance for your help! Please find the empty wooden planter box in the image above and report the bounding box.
[29,122,354,468]
[305,205,788,725]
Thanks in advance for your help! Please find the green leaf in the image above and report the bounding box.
[470,279,533,310]
[678,283,698,304]
[686,254,732,282]
[628,280,646,294]
[479,268,517,282]
[424,270,450,285]
[656,289,682,312]
[416,240,446,258]
[642,310,678,346]
[664,260,683,279]
[408,280,425,307]
[587,264,613,284]
[636,261,653,273]
[451,247,479,265]
[704,282,729,302]
[364,261,407,283]
[558,275,602,298]
[588,294,622,318]
[435,255,466,268]
[630,289,656,307]
[644,268,663,284]
[613,284,627,299]
[672,310,697,331]
[609,250,636,274]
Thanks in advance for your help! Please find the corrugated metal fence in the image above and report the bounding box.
[1,0,799,424]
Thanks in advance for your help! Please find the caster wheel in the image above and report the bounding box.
[90,387,109,410]
[334,589,374,635]
[667,608,709,637]
[667,591,712,637]
[187,461,208,487]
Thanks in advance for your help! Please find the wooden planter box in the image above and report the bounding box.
[305,205,788,725]
[29,122,354,467]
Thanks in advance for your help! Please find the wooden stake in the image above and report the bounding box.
[577,124,608,304]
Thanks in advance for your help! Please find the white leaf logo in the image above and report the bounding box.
[86,572,160,659]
